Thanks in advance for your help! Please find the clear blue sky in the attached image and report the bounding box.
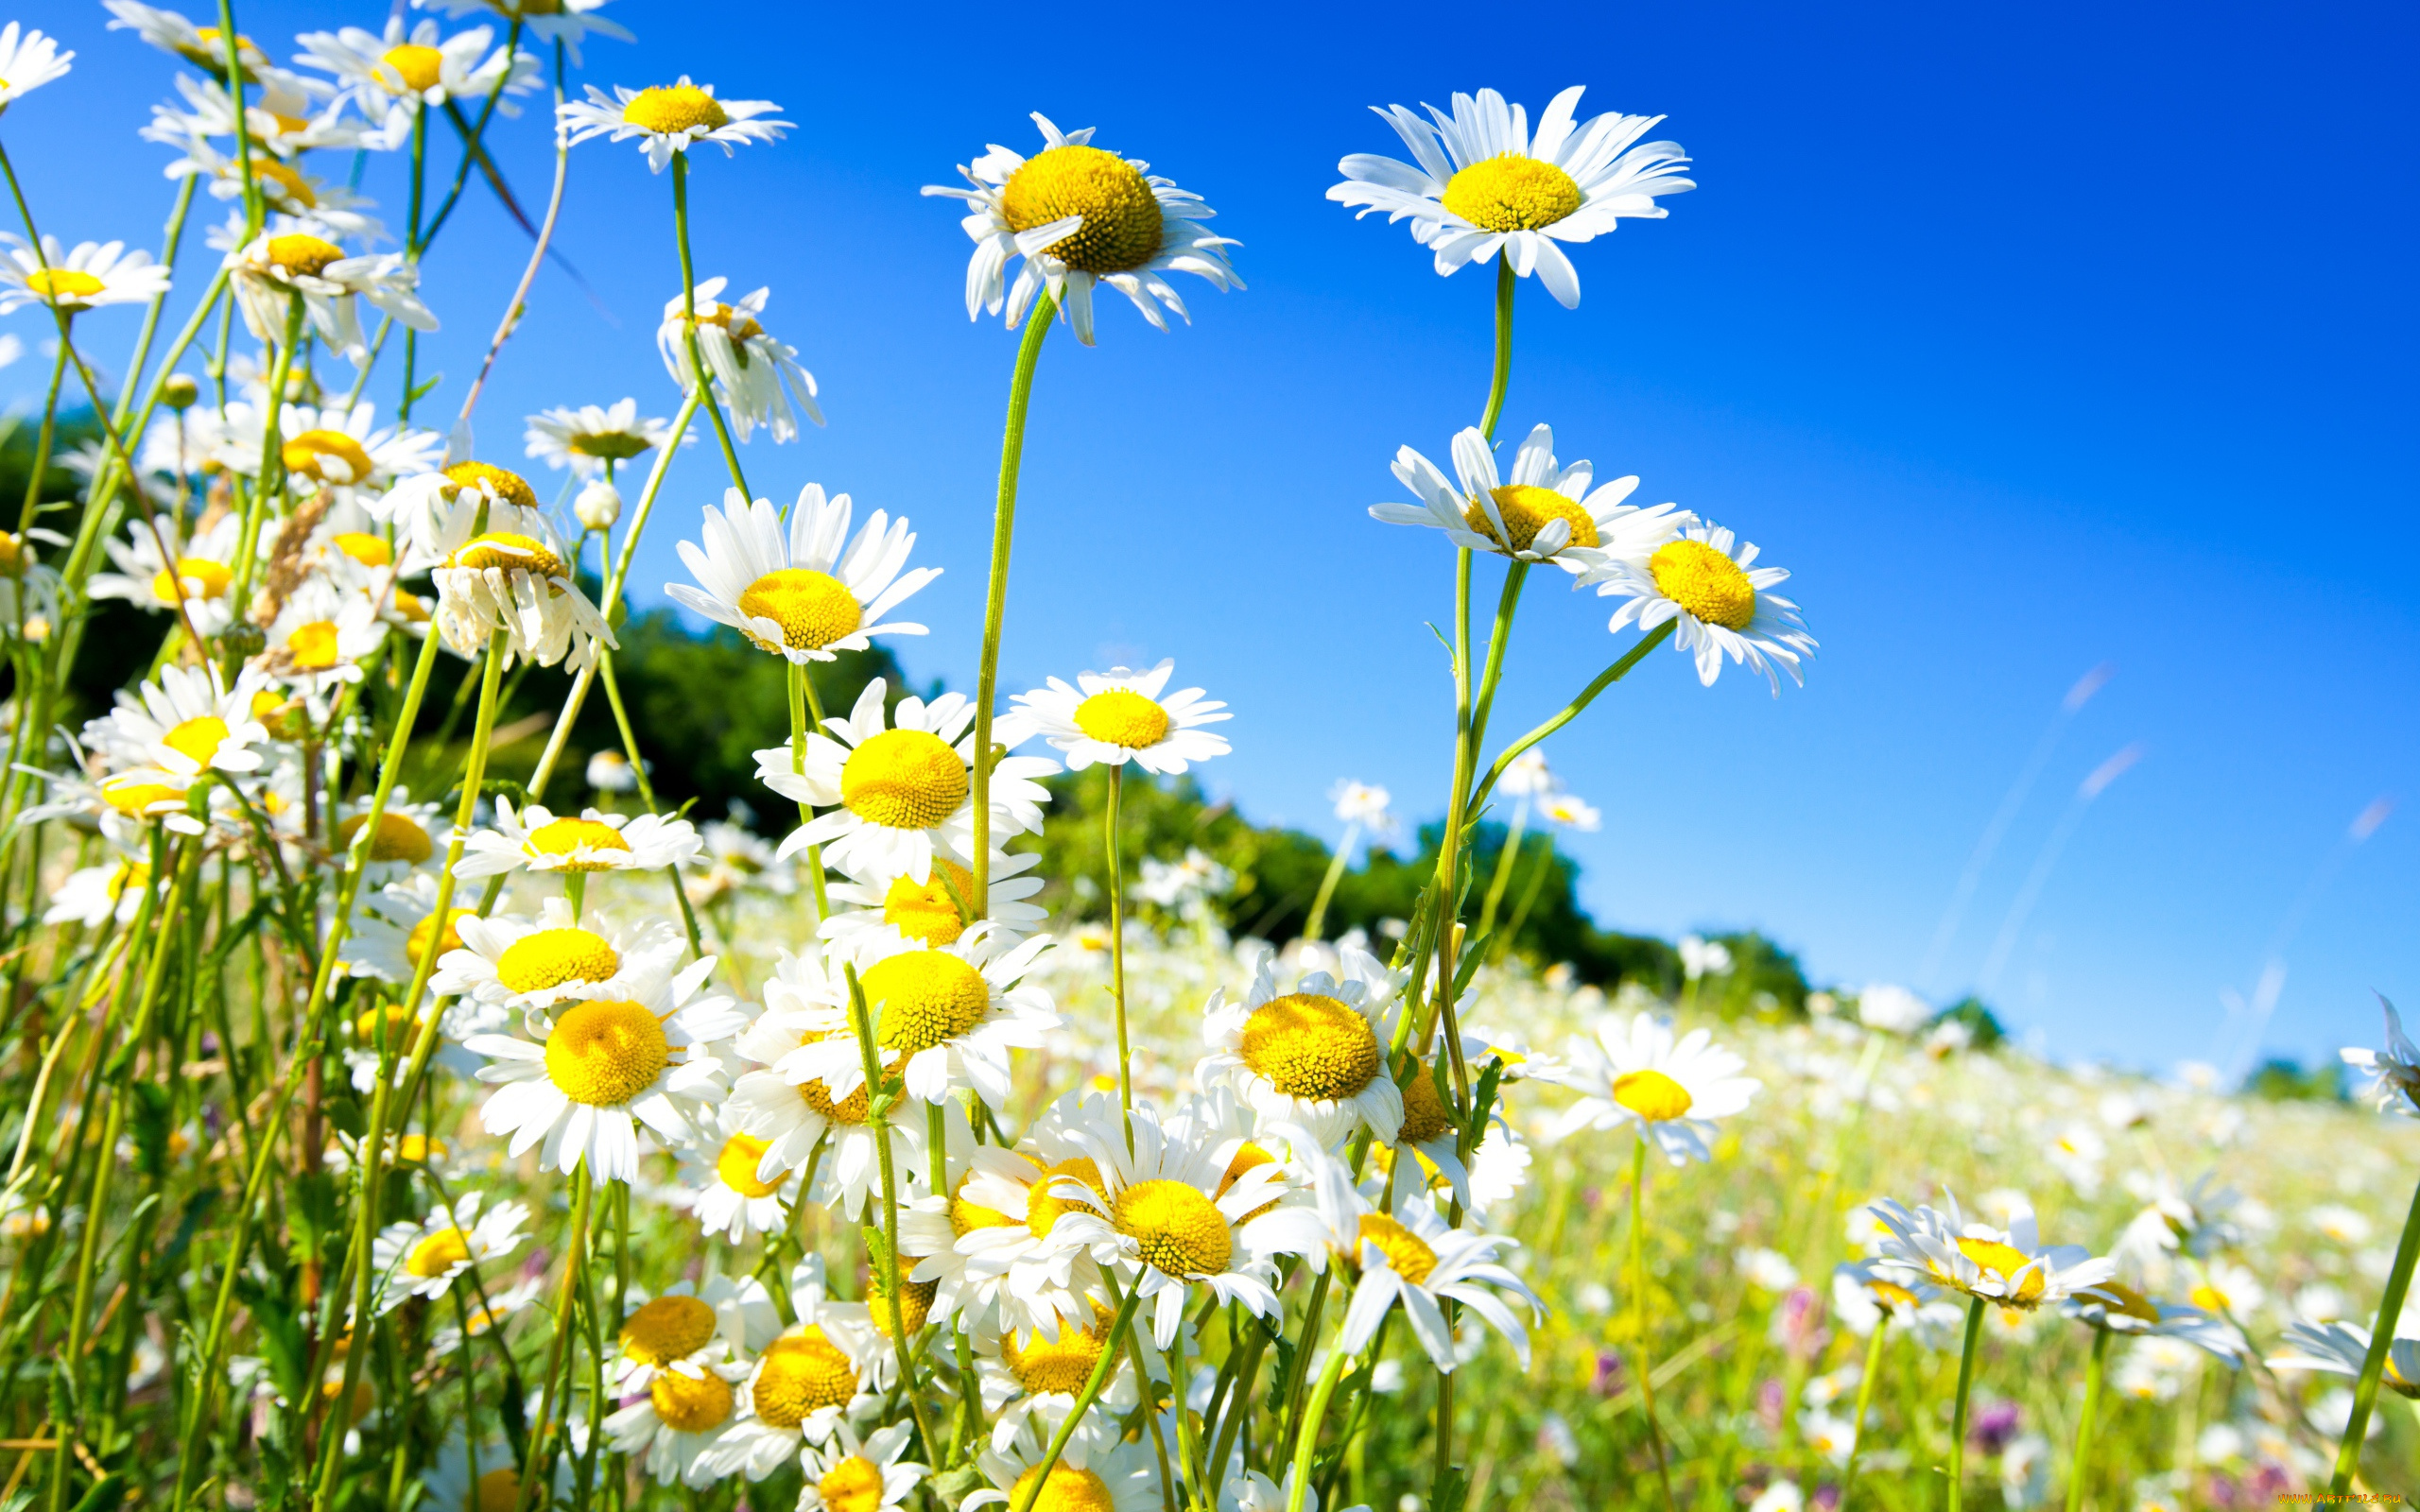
[13,0,2417,1073]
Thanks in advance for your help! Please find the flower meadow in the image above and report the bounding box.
[0,10,2415,1512]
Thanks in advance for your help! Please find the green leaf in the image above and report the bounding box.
[1429,1464,1471,1512]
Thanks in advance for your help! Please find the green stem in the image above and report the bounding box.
[843,963,943,1466]
[227,294,306,626]
[669,153,749,496]
[1167,1303,1209,1511]
[1284,1349,1352,1512]
[2065,1327,2109,1512]
[1629,1138,1678,1512]
[2330,1170,2420,1490]
[1947,1296,1987,1512]
[1106,764,1132,1125]
[513,1162,595,1512]
[1839,1315,1889,1510]
[786,661,830,921]
[1007,1289,1139,1512]
[970,296,1054,914]
[1301,823,1356,945]
[1494,830,1555,967]
[1479,259,1514,442]
[1473,798,1529,951]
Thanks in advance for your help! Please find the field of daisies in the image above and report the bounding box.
[0,8,2414,1512]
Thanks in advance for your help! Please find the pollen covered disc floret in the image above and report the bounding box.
[544,999,668,1107]
[1240,993,1380,1102]
[997,145,1166,276]
[842,730,968,830]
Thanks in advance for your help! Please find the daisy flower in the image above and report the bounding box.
[2064,1283,2242,1360]
[820,850,1048,955]
[431,508,615,672]
[226,230,437,364]
[0,236,170,317]
[374,456,547,561]
[340,877,475,988]
[1541,1011,1760,1164]
[524,398,678,477]
[924,112,1241,346]
[605,1340,753,1488]
[412,0,631,63]
[675,1113,802,1243]
[421,1435,566,1512]
[166,141,385,242]
[1327,85,1694,309]
[560,77,787,171]
[326,791,450,880]
[0,25,73,111]
[1297,1152,1540,1373]
[1198,944,1406,1146]
[1583,521,1816,694]
[902,1092,1113,1341]
[142,72,362,160]
[784,925,1059,1108]
[795,1422,925,1512]
[83,663,273,782]
[2269,1319,2420,1398]
[466,955,741,1182]
[453,799,700,880]
[963,1419,1158,1512]
[653,278,821,441]
[368,1191,527,1314]
[1006,659,1230,775]
[102,1,284,80]
[294,18,534,148]
[1540,790,1601,831]
[255,401,442,496]
[610,1275,781,1393]
[666,486,937,664]
[87,510,246,635]
[1382,1054,1475,1207]
[760,678,1057,883]
[2342,993,2420,1114]
[257,577,386,694]
[973,1300,1146,1452]
[1057,1099,1324,1349]
[1871,1191,2118,1312]
[428,1276,543,1355]
[44,848,151,928]
[1377,423,1686,575]
[434,894,687,1012]
[707,1265,887,1479]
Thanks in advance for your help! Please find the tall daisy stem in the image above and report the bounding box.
[2064,1326,2110,1512]
[970,295,1054,916]
[785,661,830,921]
[514,1162,596,1512]
[1946,1296,1987,1512]
[2329,1170,2420,1490]
[1479,259,1514,440]
[843,963,944,1467]
[1301,821,1357,944]
[669,153,749,498]
[1629,1137,1679,1512]
[1007,1289,1139,1512]
[1106,764,1132,1122]
[1285,1348,1353,1512]
[1839,1314,1890,1509]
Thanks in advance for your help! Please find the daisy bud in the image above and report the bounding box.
[161,372,199,411]
[575,478,623,531]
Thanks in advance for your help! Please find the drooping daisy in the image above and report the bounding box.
[609,1274,781,1393]
[0,23,73,110]
[760,678,1058,882]
[2064,1283,2242,1360]
[294,19,534,148]
[1871,1192,2118,1313]
[653,278,821,441]
[2269,1319,2420,1398]
[83,663,274,782]
[820,850,1048,956]
[226,230,438,363]
[524,398,679,477]
[2342,993,2420,1114]
[1583,521,1816,694]
[102,1,283,80]
[795,1421,925,1512]
[675,1112,802,1243]
[605,1339,753,1488]
[87,510,247,635]
[1374,422,1687,572]
[0,235,171,316]
[374,456,548,561]
[453,799,700,880]
[559,77,788,171]
[1056,1099,1323,1349]
[465,955,742,1182]
[1541,1011,1759,1164]
[1198,945,1406,1147]
[431,507,615,672]
[413,0,631,62]
[962,1415,1158,1512]
[667,486,937,665]
[368,1191,528,1313]
[1006,659,1231,775]
[435,894,688,1011]
[1327,86,1694,309]
[1297,1153,1540,1373]
[924,112,1241,347]
[258,576,386,694]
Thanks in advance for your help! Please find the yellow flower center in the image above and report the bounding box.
[542,999,667,1107]
[1397,1067,1452,1145]
[735,568,862,654]
[694,301,764,343]
[1648,540,1756,630]
[283,429,375,484]
[252,160,319,210]
[816,1456,886,1512]
[704,1131,779,1198]
[648,1368,734,1434]
[102,775,182,816]
[443,461,540,511]
[1114,1178,1232,1280]
[470,1468,518,1512]
[996,144,1165,276]
[567,429,653,461]
[266,232,345,278]
[287,621,342,670]
[620,1294,717,1365]
[150,557,233,604]
[1950,1237,2046,1304]
[392,589,430,622]
[2093,1281,2164,1325]
[1464,484,1598,554]
[1355,1212,1439,1287]
[1026,1158,1105,1240]
[1011,1463,1115,1512]
[1866,1277,1921,1313]
[1441,153,1584,232]
[405,1227,472,1279]
[25,268,106,302]
[2187,1283,2229,1314]
[623,83,729,135]
[330,531,392,568]
[105,861,150,902]
[337,810,435,865]
[1612,1068,1694,1123]
[164,714,231,767]
[0,533,21,572]
[446,531,566,578]
[752,1329,857,1425]
[380,43,444,94]
[1003,1313,1111,1396]
[881,859,975,946]
[406,908,473,967]
[1072,689,1170,749]
[799,1074,873,1126]
[869,1270,937,1339]
[354,1004,432,1048]
[1238,993,1380,1102]
[397,1134,444,1163]
[495,927,620,996]
[526,816,632,869]
[859,949,989,1056]
[839,729,968,831]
